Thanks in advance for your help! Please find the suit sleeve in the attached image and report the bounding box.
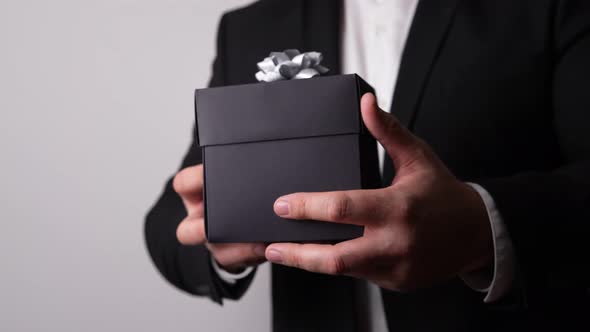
[144,13,256,305]
[477,0,590,307]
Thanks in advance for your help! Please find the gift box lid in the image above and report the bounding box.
[195,74,372,147]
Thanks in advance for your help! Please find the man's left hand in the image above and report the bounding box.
[265,93,494,291]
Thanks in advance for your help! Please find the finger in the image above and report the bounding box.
[176,217,206,245]
[360,93,424,169]
[190,201,204,218]
[207,243,267,269]
[173,165,204,213]
[265,243,345,274]
[265,238,373,276]
[274,189,387,225]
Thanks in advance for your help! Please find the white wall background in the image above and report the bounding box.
[0,1,271,331]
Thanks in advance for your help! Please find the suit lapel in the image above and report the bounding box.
[391,0,461,130]
[302,0,342,75]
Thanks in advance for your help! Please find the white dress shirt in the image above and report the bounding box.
[213,1,517,331]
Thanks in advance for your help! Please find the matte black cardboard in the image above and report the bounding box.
[195,74,380,243]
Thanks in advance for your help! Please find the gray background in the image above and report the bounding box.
[0,0,271,331]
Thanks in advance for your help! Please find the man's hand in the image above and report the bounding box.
[174,165,267,273]
[265,93,493,291]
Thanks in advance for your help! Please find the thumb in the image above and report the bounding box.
[360,93,423,169]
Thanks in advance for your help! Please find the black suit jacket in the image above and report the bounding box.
[145,0,590,331]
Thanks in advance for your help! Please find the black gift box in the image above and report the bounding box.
[195,74,380,243]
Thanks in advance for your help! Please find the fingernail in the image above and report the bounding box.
[266,248,283,264]
[253,244,266,257]
[274,200,289,216]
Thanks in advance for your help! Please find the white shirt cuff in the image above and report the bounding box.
[210,257,254,285]
[461,182,516,303]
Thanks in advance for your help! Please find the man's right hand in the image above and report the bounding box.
[173,165,267,273]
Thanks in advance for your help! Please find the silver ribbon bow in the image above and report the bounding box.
[255,49,329,82]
